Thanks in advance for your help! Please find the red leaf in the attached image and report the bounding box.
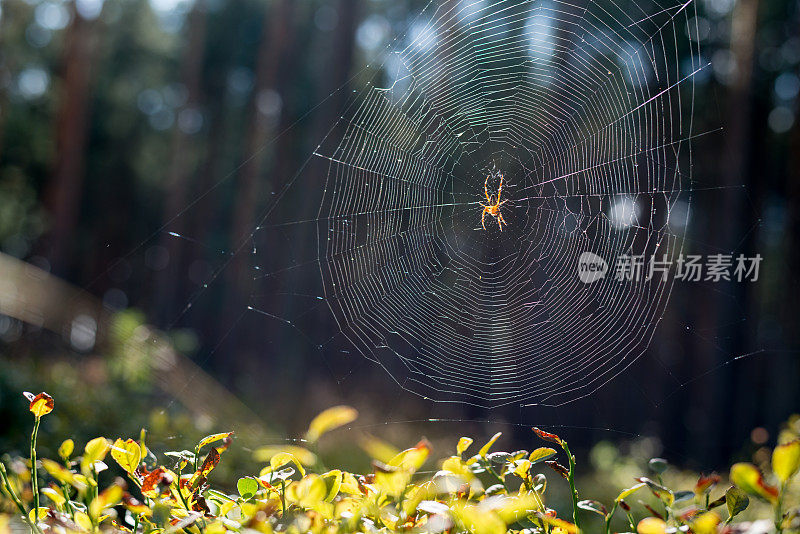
[141,467,170,498]
[545,460,569,479]
[191,491,210,514]
[198,448,221,478]
[414,438,433,452]
[217,436,234,454]
[696,473,721,494]
[642,503,664,519]
[532,427,562,446]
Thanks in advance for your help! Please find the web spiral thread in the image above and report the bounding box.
[310,0,701,407]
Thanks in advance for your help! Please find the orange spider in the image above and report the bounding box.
[480,174,508,230]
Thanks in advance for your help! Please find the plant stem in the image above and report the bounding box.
[604,501,618,534]
[60,484,75,518]
[280,479,286,517]
[61,457,75,519]
[527,480,546,513]
[775,482,786,533]
[89,465,100,531]
[530,490,548,532]
[0,461,44,534]
[561,440,582,531]
[30,417,41,516]
[626,511,636,530]
[486,464,507,489]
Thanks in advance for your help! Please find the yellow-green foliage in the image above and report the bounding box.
[1,393,799,534]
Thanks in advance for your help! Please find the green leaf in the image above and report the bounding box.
[529,447,557,464]
[139,428,148,459]
[81,437,110,475]
[478,432,502,458]
[615,482,646,502]
[305,406,358,443]
[253,445,317,466]
[707,494,726,509]
[321,470,343,502]
[532,473,547,493]
[725,486,749,519]
[270,452,305,477]
[198,432,234,452]
[637,477,674,506]
[577,499,607,516]
[111,438,141,475]
[509,459,531,479]
[237,477,259,500]
[206,489,236,503]
[648,457,668,474]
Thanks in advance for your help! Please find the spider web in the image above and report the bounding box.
[249,0,705,408]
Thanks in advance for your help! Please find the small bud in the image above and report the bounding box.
[58,439,74,459]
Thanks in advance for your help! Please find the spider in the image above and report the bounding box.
[480,173,508,231]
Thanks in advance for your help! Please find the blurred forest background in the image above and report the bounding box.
[0,0,798,476]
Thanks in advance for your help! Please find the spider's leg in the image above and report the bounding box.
[497,174,503,202]
[498,212,507,230]
[481,210,487,230]
[485,176,492,202]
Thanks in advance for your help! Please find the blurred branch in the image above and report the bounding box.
[0,252,270,441]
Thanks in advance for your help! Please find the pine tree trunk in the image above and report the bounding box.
[154,0,208,324]
[46,5,96,276]
[693,0,761,464]
[222,0,294,356]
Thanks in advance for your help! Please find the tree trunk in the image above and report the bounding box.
[45,5,96,276]
[154,0,208,324]
[312,0,360,142]
[222,0,294,352]
[692,0,761,465]
[298,0,360,389]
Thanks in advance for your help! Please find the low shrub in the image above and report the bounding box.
[1,392,798,533]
